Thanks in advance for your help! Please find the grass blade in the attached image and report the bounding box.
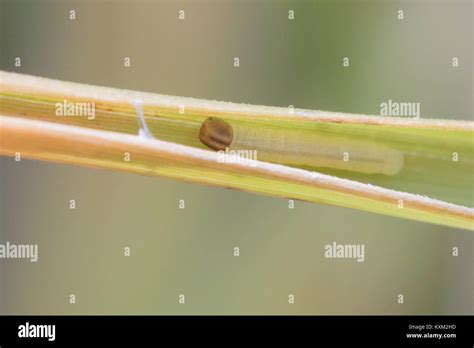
[1,71,473,230]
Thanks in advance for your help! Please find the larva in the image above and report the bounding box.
[199,117,404,175]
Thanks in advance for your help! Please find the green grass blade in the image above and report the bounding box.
[1,71,473,230]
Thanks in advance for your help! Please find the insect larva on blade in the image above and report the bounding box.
[199,117,404,175]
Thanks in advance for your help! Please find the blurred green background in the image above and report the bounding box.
[0,0,472,314]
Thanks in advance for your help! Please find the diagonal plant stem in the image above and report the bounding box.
[0,71,473,230]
